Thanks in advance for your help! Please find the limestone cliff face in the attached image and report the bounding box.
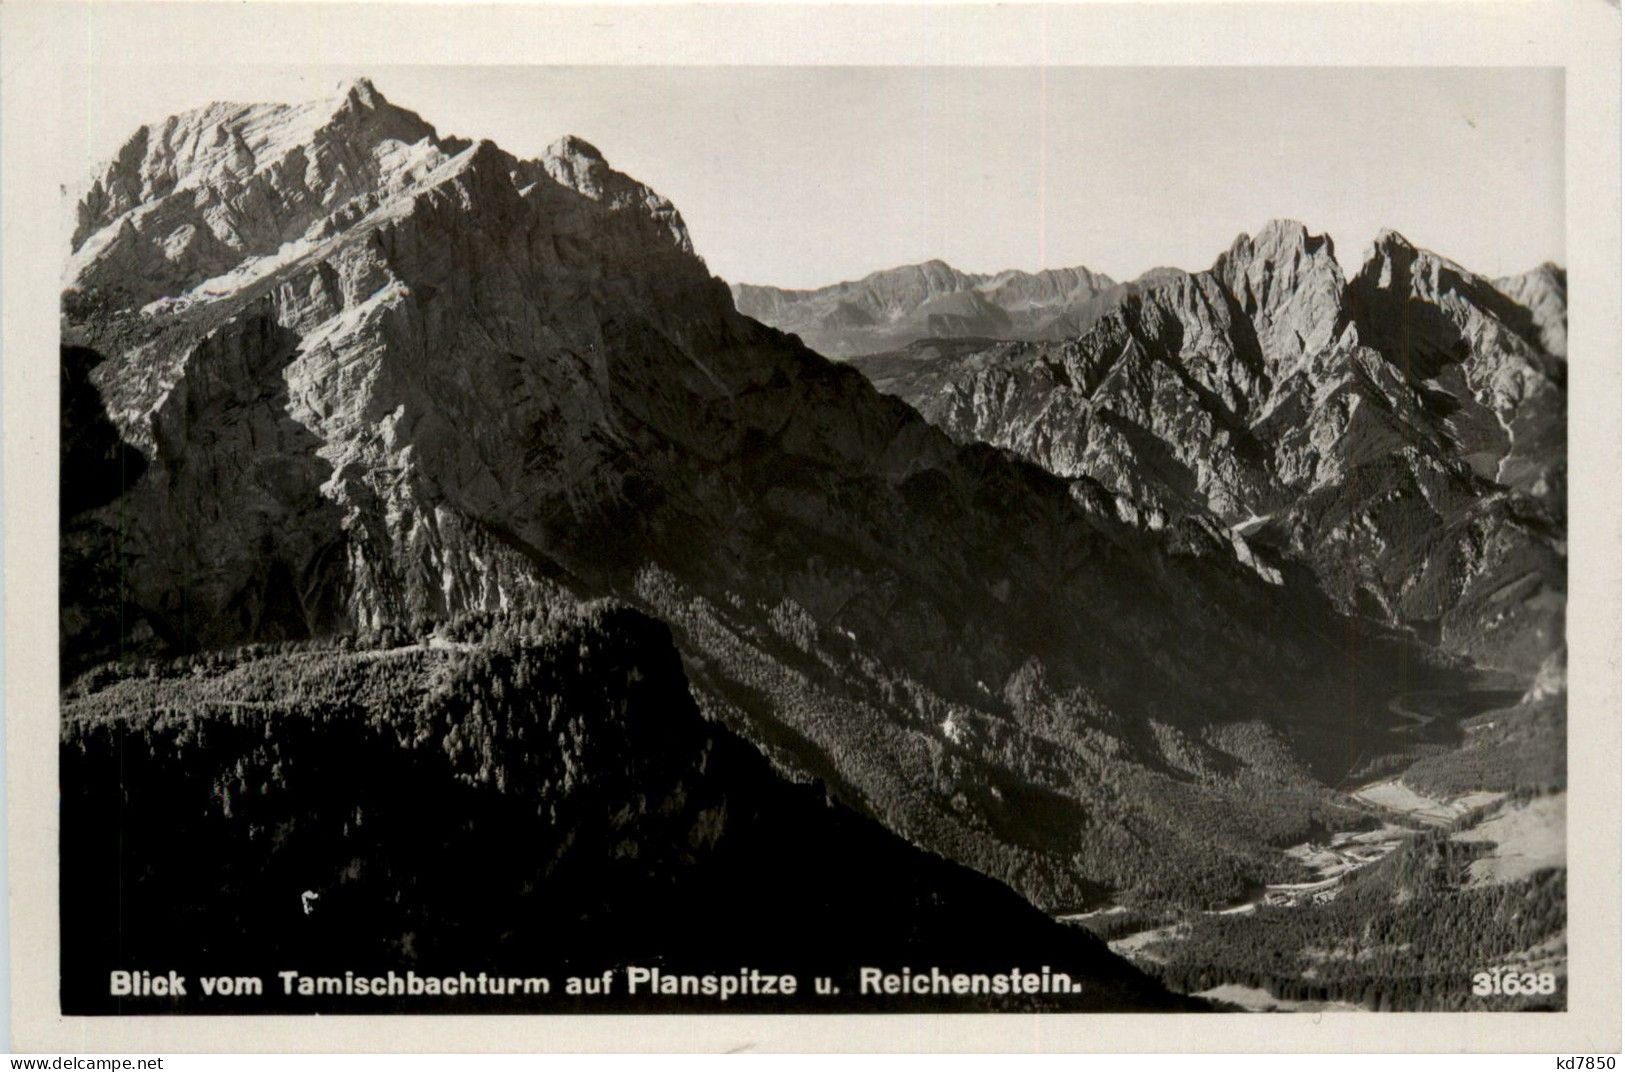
[64,81,1462,912]
[851,223,1566,674]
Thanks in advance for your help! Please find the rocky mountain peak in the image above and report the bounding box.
[72,82,439,250]
[1532,261,1566,286]
[1352,227,1528,317]
[1371,226,1417,251]
[1496,262,1568,358]
[546,133,607,164]
[537,133,694,254]
[1212,219,1347,371]
[1350,225,1564,382]
[65,79,707,313]
[1357,228,1451,293]
[334,75,384,111]
[1224,218,1328,258]
[1230,219,1342,281]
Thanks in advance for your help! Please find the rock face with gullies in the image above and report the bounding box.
[65,81,1457,914]
[731,261,1119,358]
[850,221,1566,675]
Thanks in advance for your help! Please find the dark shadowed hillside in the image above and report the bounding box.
[62,602,1191,1014]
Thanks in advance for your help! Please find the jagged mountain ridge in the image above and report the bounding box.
[65,81,1462,915]
[848,221,1566,674]
[732,261,1119,358]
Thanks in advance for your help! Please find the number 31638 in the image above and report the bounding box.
[1472,968,1559,996]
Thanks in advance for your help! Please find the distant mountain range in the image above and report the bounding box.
[732,261,1119,357]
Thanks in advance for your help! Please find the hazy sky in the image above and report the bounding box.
[65,65,1564,288]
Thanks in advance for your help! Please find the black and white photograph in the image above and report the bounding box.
[6,0,1620,1053]
[51,61,1573,1015]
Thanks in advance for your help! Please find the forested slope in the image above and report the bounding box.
[62,602,1191,1014]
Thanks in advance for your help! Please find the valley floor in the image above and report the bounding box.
[1066,701,1567,1012]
